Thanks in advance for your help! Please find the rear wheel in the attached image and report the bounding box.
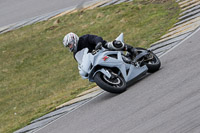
[136,48,161,73]
[94,71,126,94]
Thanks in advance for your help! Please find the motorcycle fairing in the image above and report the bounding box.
[89,50,148,82]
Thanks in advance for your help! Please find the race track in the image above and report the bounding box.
[0,0,99,27]
[36,28,200,133]
[2,0,200,132]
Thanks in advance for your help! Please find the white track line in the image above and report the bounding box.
[159,26,200,58]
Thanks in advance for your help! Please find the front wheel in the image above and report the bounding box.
[136,48,161,73]
[94,72,127,94]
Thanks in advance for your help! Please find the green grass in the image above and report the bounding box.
[0,0,180,132]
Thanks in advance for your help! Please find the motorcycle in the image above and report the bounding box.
[76,33,161,93]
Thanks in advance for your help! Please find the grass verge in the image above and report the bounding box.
[0,0,180,132]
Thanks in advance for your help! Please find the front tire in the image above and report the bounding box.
[94,72,127,94]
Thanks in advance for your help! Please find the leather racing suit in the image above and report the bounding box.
[73,34,137,61]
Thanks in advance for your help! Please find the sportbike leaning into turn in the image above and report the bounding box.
[63,33,161,93]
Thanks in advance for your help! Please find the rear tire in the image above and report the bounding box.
[145,52,161,73]
[94,72,127,94]
[136,48,161,73]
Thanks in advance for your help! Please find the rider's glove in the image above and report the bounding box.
[95,42,102,50]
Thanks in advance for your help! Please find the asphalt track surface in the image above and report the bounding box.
[36,28,200,132]
[0,0,98,27]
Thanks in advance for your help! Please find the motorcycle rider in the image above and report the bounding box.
[63,32,138,62]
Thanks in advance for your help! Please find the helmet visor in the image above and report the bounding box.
[67,40,75,52]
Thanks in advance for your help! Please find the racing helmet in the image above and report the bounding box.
[63,32,79,52]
